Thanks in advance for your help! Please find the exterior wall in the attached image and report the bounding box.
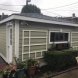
[71,32,78,50]
[19,21,78,61]
[12,25,15,61]
[0,24,6,58]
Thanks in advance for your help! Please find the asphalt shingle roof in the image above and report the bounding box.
[13,13,77,24]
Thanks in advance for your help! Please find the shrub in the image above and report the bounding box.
[44,50,78,70]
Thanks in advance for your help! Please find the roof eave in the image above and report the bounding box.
[0,14,78,27]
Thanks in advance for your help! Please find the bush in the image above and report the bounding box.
[44,50,78,70]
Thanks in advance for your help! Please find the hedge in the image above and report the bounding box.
[44,50,78,70]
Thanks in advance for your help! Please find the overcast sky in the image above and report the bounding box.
[0,0,78,17]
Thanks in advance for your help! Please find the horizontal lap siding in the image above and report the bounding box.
[0,24,6,57]
[31,31,46,37]
[30,45,46,52]
[72,43,78,46]
[31,38,46,44]
[19,22,74,61]
[19,25,48,61]
[12,26,15,60]
[71,33,78,46]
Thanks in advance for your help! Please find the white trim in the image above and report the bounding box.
[23,50,46,54]
[49,30,70,44]
[15,20,19,58]
[24,37,47,39]
[6,22,13,63]
[22,30,47,61]
[23,30,47,32]
[13,15,78,27]
[0,15,78,27]
[23,43,46,46]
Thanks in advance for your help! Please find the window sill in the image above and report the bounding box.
[49,41,68,44]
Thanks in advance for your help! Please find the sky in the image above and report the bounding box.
[0,0,78,17]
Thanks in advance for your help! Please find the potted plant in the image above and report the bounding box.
[24,58,39,76]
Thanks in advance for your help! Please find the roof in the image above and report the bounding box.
[0,13,78,27]
[0,15,8,20]
[13,13,77,24]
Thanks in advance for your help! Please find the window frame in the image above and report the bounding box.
[49,31,70,44]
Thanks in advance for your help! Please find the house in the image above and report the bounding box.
[0,13,8,21]
[0,13,78,65]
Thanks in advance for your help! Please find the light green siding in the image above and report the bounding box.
[30,45,46,52]
[31,31,46,37]
[0,24,6,57]
[31,38,46,44]
[12,26,15,61]
[19,21,78,61]
[71,33,78,47]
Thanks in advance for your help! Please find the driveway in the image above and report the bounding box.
[52,68,78,78]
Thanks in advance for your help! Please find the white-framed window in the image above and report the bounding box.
[49,31,70,44]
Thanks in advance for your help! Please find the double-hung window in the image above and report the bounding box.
[49,31,69,43]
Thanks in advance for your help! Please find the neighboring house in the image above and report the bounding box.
[0,13,8,21]
[0,13,78,65]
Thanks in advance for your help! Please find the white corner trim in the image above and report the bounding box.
[15,20,19,58]
[0,53,7,62]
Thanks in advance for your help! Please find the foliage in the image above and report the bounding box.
[0,63,17,78]
[0,69,4,75]
[21,4,41,14]
[48,42,70,51]
[44,50,78,70]
[23,58,40,69]
[18,73,26,78]
[14,57,25,69]
[43,71,52,77]
[0,63,26,78]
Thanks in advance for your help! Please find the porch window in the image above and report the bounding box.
[49,32,69,43]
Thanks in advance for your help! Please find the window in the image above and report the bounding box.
[50,32,69,43]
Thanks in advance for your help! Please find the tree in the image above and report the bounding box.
[21,4,41,14]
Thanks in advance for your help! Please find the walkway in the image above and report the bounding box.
[52,68,78,78]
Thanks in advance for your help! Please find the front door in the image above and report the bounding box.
[8,27,12,63]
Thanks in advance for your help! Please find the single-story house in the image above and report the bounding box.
[0,13,78,65]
